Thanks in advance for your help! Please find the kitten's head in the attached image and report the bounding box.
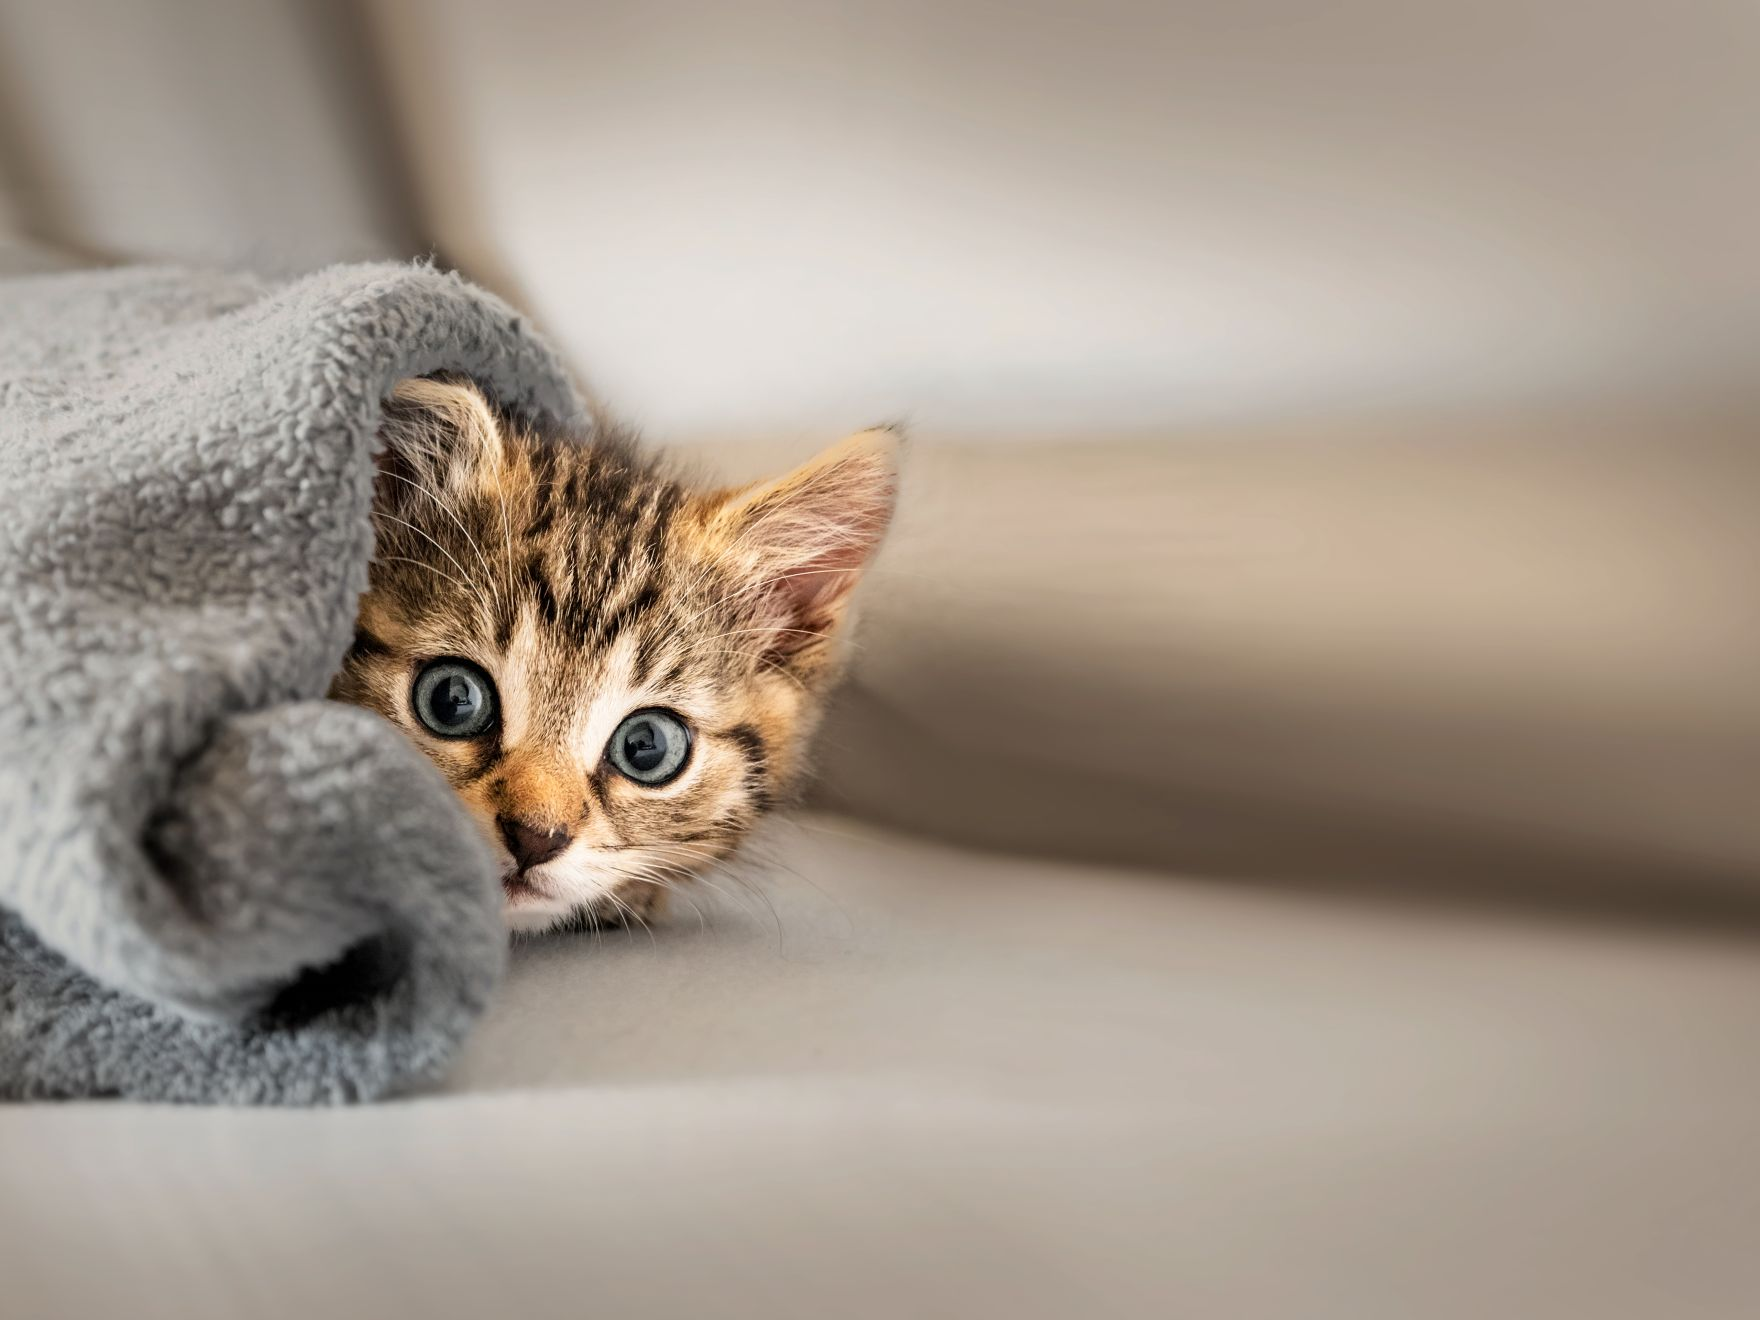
[330,378,898,934]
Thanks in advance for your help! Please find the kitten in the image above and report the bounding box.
[329,377,898,935]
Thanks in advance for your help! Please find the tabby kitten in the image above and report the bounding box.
[329,378,898,934]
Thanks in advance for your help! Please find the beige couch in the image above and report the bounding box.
[688,404,1760,903]
[7,815,1760,1319]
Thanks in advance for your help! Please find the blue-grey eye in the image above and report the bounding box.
[412,658,497,738]
[607,708,692,785]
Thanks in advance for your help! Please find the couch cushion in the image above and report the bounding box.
[5,816,1759,1318]
[675,405,1760,906]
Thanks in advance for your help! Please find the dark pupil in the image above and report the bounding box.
[429,674,480,727]
[623,719,666,772]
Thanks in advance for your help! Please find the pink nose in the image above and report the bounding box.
[497,816,571,871]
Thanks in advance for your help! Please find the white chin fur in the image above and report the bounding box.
[502,899,575,935]
[497,850,631,936]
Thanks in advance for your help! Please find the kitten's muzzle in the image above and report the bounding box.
[498,815,572,872]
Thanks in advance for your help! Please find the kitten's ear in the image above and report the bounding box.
[375,377,505,505]
[697,428,902,663]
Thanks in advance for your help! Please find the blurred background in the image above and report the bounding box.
[1,0,1757,909]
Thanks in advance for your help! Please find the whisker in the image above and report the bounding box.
[697,625,832,646]
[494,458,521,630]
[376,469,507,619]
[373,555,473,594]
[599,888,658,949]
[674,566,859,634]
[683,866,785,946]
[686,649,811,691]
[371,511,479,596]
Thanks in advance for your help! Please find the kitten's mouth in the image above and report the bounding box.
[501,869,550,903]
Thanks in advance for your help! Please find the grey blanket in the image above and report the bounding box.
[0,263,583,1103]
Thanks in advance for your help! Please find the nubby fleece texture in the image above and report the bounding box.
[0,263,584,1103]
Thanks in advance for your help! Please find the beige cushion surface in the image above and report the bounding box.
[4,816,1758,1319]
[679,405,1760,904]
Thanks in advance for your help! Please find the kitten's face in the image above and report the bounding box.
[330,379,896,934]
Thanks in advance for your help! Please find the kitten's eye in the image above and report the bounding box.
[606,708,692,786]
[412,659,497,739]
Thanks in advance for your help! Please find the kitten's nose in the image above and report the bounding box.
[497,815,572,871]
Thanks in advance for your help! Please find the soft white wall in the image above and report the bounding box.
[4,1,1752,435]
[0,0,412,269]
[368,0,1760,436]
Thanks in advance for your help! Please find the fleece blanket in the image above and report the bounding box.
[0,263,583,1103]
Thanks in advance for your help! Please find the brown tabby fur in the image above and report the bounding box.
[329,378,898,934]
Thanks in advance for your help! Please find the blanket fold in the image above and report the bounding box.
[0,262,583,1103]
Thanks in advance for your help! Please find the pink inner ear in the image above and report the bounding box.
[770,498,893,617]
[749,517,883,659]
[730,441,898,659]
